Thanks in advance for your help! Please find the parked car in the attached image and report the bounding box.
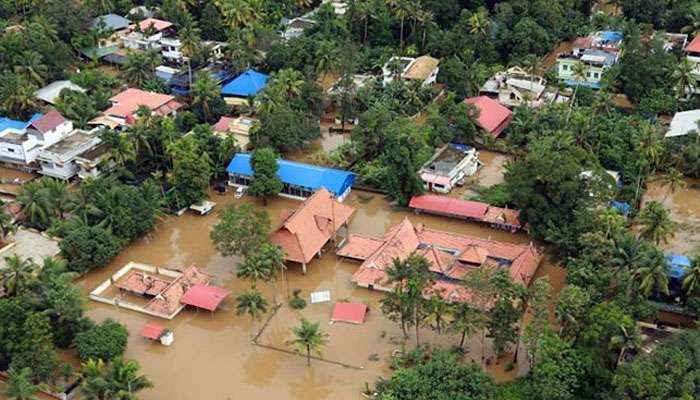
[234,186,246,199]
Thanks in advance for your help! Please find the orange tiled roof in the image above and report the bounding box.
[105,88,181,124]
[271,188,355,264]
[342,218,542,304]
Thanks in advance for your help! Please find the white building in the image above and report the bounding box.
[121,18,174,51]
[0,111,73,169]
[419,144,480,193]
[382,55,440,86]
[37,129,103,180]
[480,67,568,109]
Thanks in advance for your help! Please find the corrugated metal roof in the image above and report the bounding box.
[226,153,356,196]
[221,70,268,97]
[92,14,131,31]
[464,96,513,137]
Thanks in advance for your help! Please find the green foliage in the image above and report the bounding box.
[376,350,499,400]
[235,289,269,321]
[190,73,227,123]
[251,105,320,152]
[287,318,328,366]
[9,312,58,382]
[79,358,153,400]
[60,226,121,274]
[54,90,99,129]
[73,319,128,363]
[210,203,271,257]
[167,135,213,208]
[248,147,283,202]
[289,289,307,310]
[3,366,45,400]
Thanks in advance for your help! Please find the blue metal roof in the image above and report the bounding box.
[666,253,692,279]
[563,79,602,89]
[226,153,356,196]
[600,31,623,43]
[221,70,268,97]
[0,114,43,133]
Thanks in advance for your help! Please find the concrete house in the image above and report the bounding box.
[684,36,700,89]
[464,96,513,138]
[557,31,622,89]
[419,144,480,193]
[480,67,568,109]
[0,111,73,168]
[97,88,182,128]
[37,129,103,180]
[121,18,174,51]
[212,116,258,149]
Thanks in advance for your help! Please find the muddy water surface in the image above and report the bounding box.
[78,189,553,399]
[643,178,700,254]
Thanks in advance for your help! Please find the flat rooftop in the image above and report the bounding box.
[422,145,474,175]
[43,131,96,155]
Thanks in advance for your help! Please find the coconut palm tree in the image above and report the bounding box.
[682,257,700,296]
[658,168,686,200]
[315,39,340,77]
[237,243,285,289]
[0,199,16,240]
[80,358,152,400]
[672,57,698,98]
[570,62,589,107]
[43,178,71,219]
[681,6,700,37]
[271,68,305,99]
[3,367,46,400]
[13,50,48,86]
[354,0,374,43]
[121,50,162,88]
[638,201,675,245]
[1,255,37,296]
[86,0,114,15]
[0,75,39,120]
[178,20,202,58]
[191,73,222,123]
[609,325,643,367]
[17,180,51,229]
[633,248,670,297]
[415,8,434,50]
[287,318,328,367]
[386,0,412,50]
[235,289,269,322]
[468,10,489,36]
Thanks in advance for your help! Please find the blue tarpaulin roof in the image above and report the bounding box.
[221,70,268,97]
[666,253,692,279]
[226,153,356,196]
[600,31,623,43]
[611,201,631,216]
[0,114,43,132]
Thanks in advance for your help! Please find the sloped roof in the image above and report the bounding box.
[221,70,268,97]
[271,188,355,264]
[343,218,543,303]
[331,302,368,324]
[403,55,440,81]
[226,153,356,197]
[666,109,700,137]
[409,195,488,220]
[180,284,230,311]
[686,35,700,53]
[92,14,131,31]
[35,80,86,105]
[106,88,181,124]
[28,110,67,133]
[464,96,513,137]
[213,116,235,133]
[132,18,173,32]
[140,323,165,340]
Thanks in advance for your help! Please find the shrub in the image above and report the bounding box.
[289,289,307,310]
[73,319,128,362]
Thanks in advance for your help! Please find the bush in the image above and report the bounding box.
[289,289,307,310]
[60,226,121,274]
[73,319,128,362]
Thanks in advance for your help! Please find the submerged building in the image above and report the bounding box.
[419,144,480,193]
[226,153,356,201]
[337,218,542,306]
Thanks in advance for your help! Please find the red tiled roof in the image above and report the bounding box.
[335,234,384,260]
[572,36,593,49]
[140,323,165,340]
[145,265,212,315]
[131,18,173,32]
[331,302,368,324]
[213,116,235,133]
[464,96,513,137]
[29,110,66,133]
[180,284,230,311]
[686,36,700,53]
[342,218,543,305]
[271,188,355,264]
[409,195,488,220]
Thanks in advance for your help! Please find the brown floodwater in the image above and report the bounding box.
[450,150,511,200]
[74,189,558,399]
[643,178,700,254]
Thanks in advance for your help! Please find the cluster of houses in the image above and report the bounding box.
[0,111,106,180]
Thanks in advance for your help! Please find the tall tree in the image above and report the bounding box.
[210,203,270,258]
[167,136,213,208]
[235,289,269,322]
[2,367,45,400]
[637,201,675,245]
[190,73,225,124]
[0,256,37,297]
[248,147,283,204]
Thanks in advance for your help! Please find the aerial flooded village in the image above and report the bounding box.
[2,1,700,400]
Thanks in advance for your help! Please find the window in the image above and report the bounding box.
[593,72,600,79]
[6,148,14,153]
[562,64,569,71]
[434,184,445,189]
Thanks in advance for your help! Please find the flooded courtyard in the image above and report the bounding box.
[75,189,558,399]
